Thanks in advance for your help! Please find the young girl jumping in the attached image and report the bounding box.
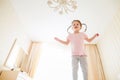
[54,20,99,80]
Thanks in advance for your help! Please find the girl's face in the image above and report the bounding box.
[72,21,82,32]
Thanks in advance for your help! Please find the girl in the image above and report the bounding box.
[54,20,99,80]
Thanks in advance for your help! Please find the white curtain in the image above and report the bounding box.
[97,9,120,80]
[23,42,42,78]
[15,47,27,69]
[85,44,105,80]
[22,43,105,79]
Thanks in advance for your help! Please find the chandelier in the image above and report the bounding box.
[47,0,77,14]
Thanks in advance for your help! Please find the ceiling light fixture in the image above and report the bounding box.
[47,0,77,14]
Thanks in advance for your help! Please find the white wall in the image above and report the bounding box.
[97,9,120,80]
[0,0,31,66]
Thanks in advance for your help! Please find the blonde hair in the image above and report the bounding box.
[67,20,87,33]
[72,20,82,27]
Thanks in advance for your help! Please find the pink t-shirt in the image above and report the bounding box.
[67,32,88,56]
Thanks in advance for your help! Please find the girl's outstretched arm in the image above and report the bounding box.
[85,33,99,42]
[54,37,70,45]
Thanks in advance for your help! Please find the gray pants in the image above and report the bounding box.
[72,55,88,80]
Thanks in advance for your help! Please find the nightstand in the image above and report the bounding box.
[0,70,31,80]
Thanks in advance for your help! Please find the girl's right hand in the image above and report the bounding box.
[54,37,59,41]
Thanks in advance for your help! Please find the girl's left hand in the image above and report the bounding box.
[95,33,99,37]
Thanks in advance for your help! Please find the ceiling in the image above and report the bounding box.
[9,0,120,43]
